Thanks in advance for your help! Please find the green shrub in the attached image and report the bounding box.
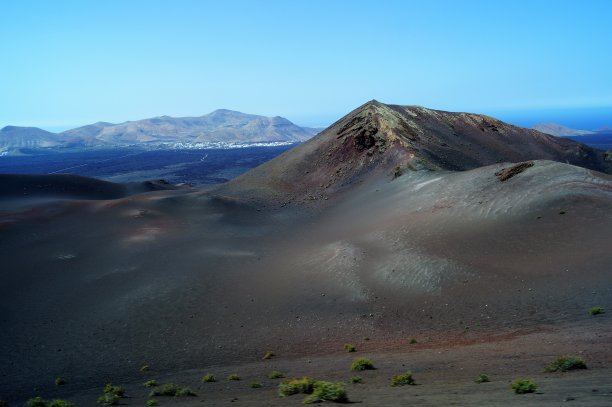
[176,387,197,396]
[48,401,73,407]
[227,374,240,381]
[149,383,196,397]
[511,378,537,394]
[96,393,120,406]
[251,382,262,388]
[390,372,415,386]
[144,379,157,388]
[303,381,347,404]
[140,364,150,372]
[103,384,125,397]
[26,398,46,407]
[590,307,604,315]
[55,377,65,386]
[269,371,284,379]
[350,376,362,383]
[278,377,315,397]
[202,373,216,382]
[351,357,375,371]
[146,400,157,407]
[475,373,490,383]
[409,338,417,344]
[262,351,275,360]
[544,356,587,372]
[344,344,356,352]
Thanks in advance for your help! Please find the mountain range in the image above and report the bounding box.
[0,110,320,155]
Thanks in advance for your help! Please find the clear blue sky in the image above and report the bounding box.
[1,0,611,131]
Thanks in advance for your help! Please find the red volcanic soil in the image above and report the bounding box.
[0,102,611,405]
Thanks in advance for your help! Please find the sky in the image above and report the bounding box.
[1,0,611,131]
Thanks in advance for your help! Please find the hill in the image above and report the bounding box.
[532,122,595,137]
[223,100,611,203]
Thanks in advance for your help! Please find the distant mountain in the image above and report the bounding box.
[62,109,317,145]
[0,110,319,155]
[0,126,64,151]
[532,122,595,137]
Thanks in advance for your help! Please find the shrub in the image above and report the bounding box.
[303,381,347,404]
[96,393,120,406]
[475,373,490,383]
[390,372,415,386]
[409,338,417,344]
[590,307,604,315]
[511,378,537,394]
[48,401,73,407]
[26,398,46,407]
[269,371,284,379]
[227,374,240,381]
[262,351,275,360]
[278,377,315,397]
[344,344,356,352]
[149,383,196,396]
[103,384,125,397]
[202,373,216,382]
[251,382,262,388]
[140,364,150,372]
[146,400,157,407]
[55,377,65,386]
[144,379,157,388]
[544,356,587,372]
[350,376,362,383]
[351,357,375,371]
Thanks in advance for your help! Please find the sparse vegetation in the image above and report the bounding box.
[279,378,347,404]
[144,379,158,388]
[149,383,196,397]
[351,357,375,371]
[146,400,157,407]
[278,377,316,397]
[251,382,262,388]
[262,351,275,360]
[390,372,415,386]
[303,381,347,404]
[140,364,150,372]
[227,373,240,381]
[269,371,284,379]
[27,398,46,407]
[103,384,125,397]
[475,373,490,383]
[97,383,125,405]
[350,376,362,383]
[55,377,65,386]
[96,393,120,406]
[511,378,537,394]
[26,395,73,407]
[544,356,587,372]
[590,306,604,315]
[49,401,74,407]
[202,373,216,382]
[409,338,417,344]
[344,343,356,352]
